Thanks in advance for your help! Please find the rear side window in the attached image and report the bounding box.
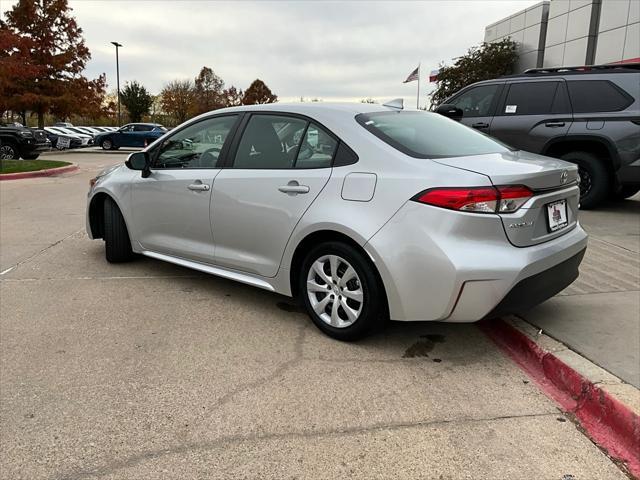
[502,82,560,115]
[356,111,510,159]
[295,123,338,169]
[567,80,634,113]
[233,115,307,169]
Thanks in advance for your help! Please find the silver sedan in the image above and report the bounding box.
[86,102,587,340]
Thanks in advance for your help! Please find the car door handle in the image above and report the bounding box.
[278,181,310,195]
[545,121,565,127]
[188,183,210,191]
[472,122,489,129]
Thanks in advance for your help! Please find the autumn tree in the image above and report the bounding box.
[120,81,153,122]
[222,86,243,107]
[1,0,106,128]
[0,20,38,118]
[429,39,518,108]
[160,80,195,124]
[193,66,225,114]
[242,79,277,105]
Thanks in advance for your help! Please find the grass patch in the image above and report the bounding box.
[0,159,71,174]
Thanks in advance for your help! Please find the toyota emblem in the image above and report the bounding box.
[560,170,568,184]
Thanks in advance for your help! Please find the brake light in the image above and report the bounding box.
[413,185,533,213]
[496,185,533,212]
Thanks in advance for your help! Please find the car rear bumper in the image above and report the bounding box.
[484,247,585,319]
[364,201,588,322]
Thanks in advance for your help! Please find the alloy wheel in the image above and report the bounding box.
[0,145,16,160]
[578,166,592,197]
[306,254,364,328]
[102,139,112,150]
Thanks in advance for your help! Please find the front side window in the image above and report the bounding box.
[356,111,510,159]
[233,115,307,169]
[449,84,500,118]
[501,82,559,115]
[120,125,134,133]
[152,115,237,169]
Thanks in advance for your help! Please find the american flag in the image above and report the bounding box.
[403,66,420,83]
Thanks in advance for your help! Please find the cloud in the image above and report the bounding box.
[2,0,538,105]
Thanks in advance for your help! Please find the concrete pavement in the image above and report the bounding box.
[523,195,640,387]
[0,152,631,479]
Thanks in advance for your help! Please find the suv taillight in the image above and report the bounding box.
[413,185,533,214]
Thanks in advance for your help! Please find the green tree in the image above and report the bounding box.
[429,39,518,108]
[120,81,153,123]
[242,79,277,105]
[1,0,105,128]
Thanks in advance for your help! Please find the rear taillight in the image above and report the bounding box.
[496,185,533,212]
[413,185,533,214]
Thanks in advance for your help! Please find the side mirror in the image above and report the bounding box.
[125,151,151,178]
[435,104,463,121]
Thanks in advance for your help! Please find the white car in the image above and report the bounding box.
[46,127,92,146]
[86,102,587,340]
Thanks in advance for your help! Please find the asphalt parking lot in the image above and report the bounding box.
[0,152,636,479]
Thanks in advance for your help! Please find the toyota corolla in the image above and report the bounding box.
[86,101,587,340]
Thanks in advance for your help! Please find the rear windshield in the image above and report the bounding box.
[356,111,510,158]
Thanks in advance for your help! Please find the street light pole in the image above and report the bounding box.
[111,42,123,127]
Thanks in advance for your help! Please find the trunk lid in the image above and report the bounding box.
[433,150,579,190]
[433,150,581,247]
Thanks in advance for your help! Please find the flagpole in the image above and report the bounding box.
[416,63,421,109]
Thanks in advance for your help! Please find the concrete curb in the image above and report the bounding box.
[479,317,640,479]
[0,163,79,181]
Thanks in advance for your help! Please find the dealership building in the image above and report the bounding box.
[484,0,639,72]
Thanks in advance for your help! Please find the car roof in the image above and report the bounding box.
[204,102,400,118]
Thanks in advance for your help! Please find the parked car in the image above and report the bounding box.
[0,123,51,160]
[435,63,640,208]
[73,126,100,135]
[86,102,587,340]
[43,127,84,150]
[54,122,74,128]
[46,126,92,146]
[95,123,167,150]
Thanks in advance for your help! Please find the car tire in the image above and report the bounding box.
[560,151,610,210]
[103,197,134,263]
[101,138,113,150]
[0,142,19,160]
[612,185,640,201]
[21,153,40,160]
[299,241,385,341]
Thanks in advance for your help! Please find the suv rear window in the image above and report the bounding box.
[356,111,509,159]
[567,80,633,113]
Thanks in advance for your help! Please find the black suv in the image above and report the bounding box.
[0,123,51,160]
[436,64,640,209]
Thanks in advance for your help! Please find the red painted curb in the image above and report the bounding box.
[479,318,640,479]
[0,163,78,181]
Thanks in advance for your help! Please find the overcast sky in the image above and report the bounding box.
[2,0,538,106]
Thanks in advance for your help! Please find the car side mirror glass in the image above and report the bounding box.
[435,104,463,121]
[126,152,150,177]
